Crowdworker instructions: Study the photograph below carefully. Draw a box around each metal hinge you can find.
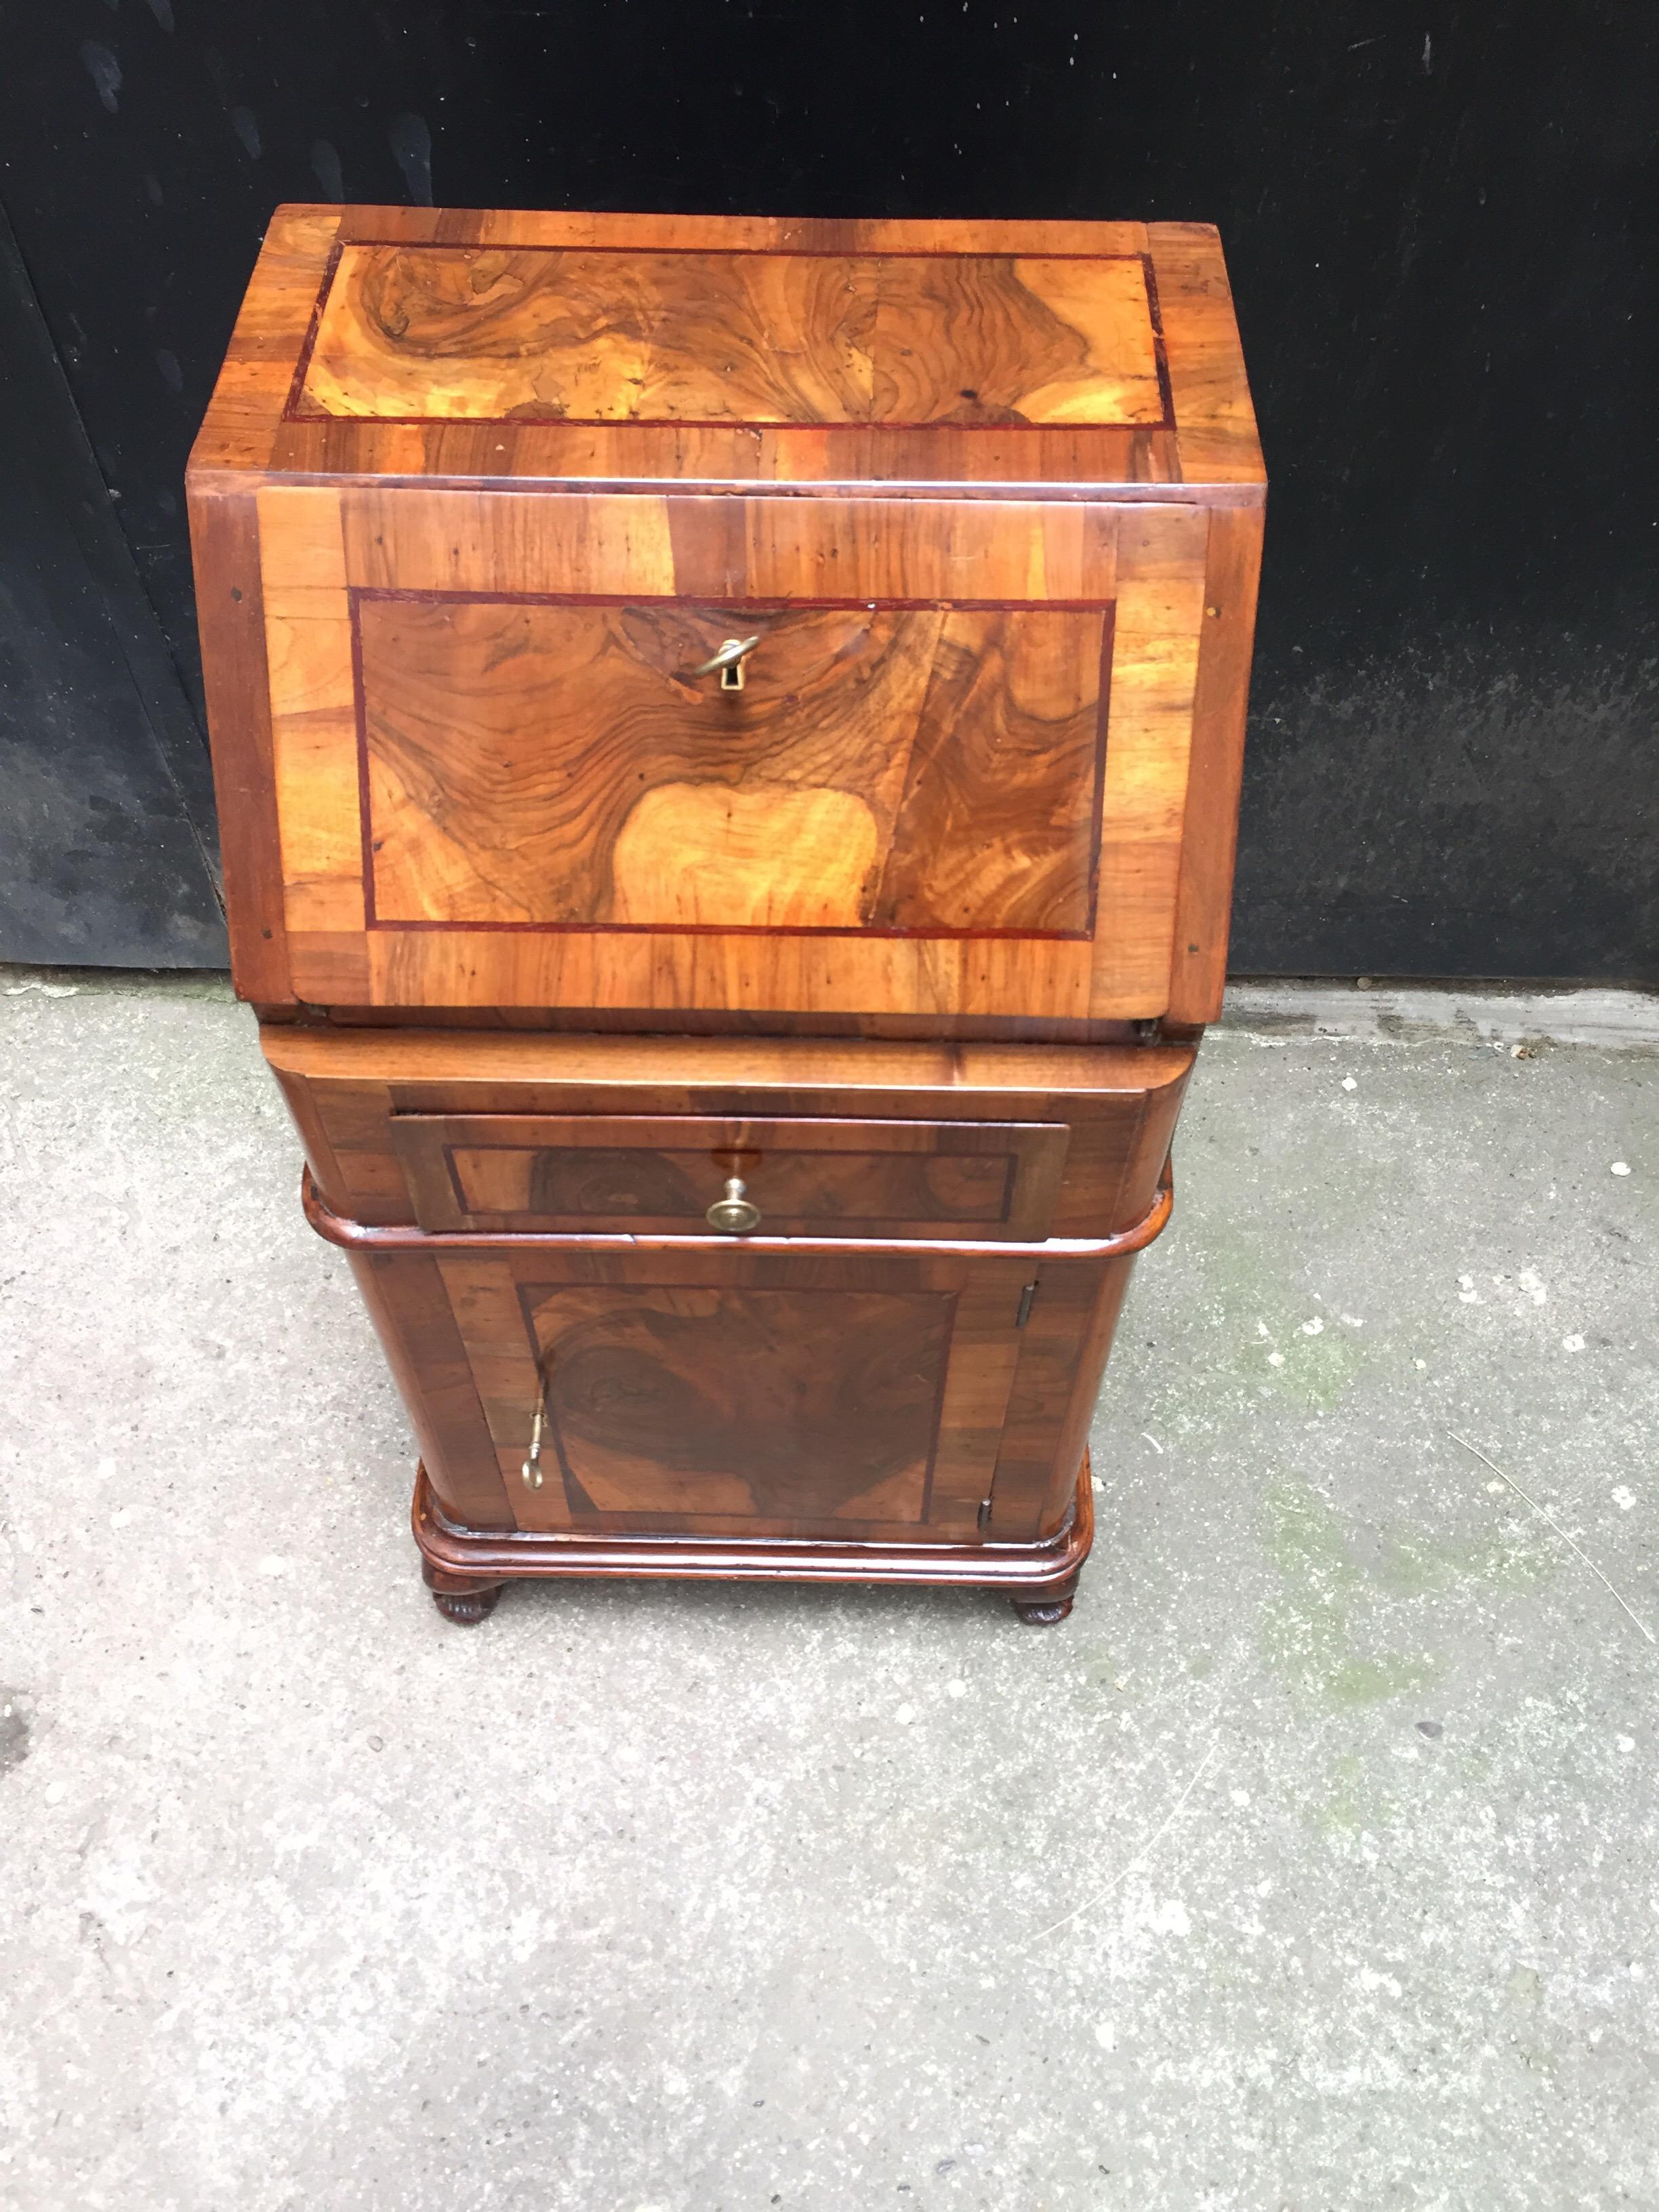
[1015,1281,1039,1328]
[977,1496,993,1532]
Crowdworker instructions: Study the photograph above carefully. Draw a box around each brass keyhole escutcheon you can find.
[705,1174,761,1235]
[691,634,760,692]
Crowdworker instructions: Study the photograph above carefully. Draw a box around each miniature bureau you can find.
[188,206,1263,1625]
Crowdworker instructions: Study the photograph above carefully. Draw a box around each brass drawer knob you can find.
[705,1175,761,1234]
[691,634,760,691]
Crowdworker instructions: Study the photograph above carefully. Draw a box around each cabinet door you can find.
[432,1245,1046,1544]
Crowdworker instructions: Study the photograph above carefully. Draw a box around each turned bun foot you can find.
[1010,1574,1078,1626]
[423,1555,506,1624]
[431,1582,501,1625]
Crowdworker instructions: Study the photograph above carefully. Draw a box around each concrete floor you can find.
[1,975,1655,2211]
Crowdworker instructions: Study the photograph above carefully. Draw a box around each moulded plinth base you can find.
[413,1456,1093,1628]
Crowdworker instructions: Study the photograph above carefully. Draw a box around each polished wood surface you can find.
[348,1246,512,1527]
[285,1008,1153,1041]
[389,1111,1069,1240]
[304,1153,1172,1261]
[186,493,290,1002]
[190,206,1252,1618]
[189,207,1262,1025]
[359,595,1105,934]
[521,1279,954,1525]
[423,1241,1037,1542]
[1168,504,1265,1023]
[191,207,1263,493]
[234,483,1215,1020]
[300,244,1166,428]
[411,1454,1093,1618]
[986,1256,1135,1537]
[306,1166,1166,1550]
[337,1212,1134,1549]
[265,1027,1191,1237]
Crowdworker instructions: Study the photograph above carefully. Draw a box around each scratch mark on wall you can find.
[390,112,434,205]
[80,41,122,114]
[310,139,345,201]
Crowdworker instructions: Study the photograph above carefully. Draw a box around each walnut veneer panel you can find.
[190,207,1262,493]
[244,484,1219,1019]
[389,1111,1068,1240]
[300,245,1165,428]
[434,1242,1040,1542]
[357,595,1106,935]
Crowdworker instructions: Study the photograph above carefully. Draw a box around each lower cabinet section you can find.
[287,1030,1179,1622]
[345,1233,1142,1551]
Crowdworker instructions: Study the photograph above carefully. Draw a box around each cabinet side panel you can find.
[986,1253,1135,1540]
[1118,1061,1188,1225]
[1042,1256,1136,1532]
[1089,506,1207,1018]
[268,1061,350,1202]
[1147,224,1265,487]
[1168,505,1264,1023]
[186,489,292,1000]
[346,1250,516,1528]
[287,1071,411,1221]
[1047,1059,1188,1235]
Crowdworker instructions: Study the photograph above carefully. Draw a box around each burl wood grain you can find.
[513,1145,1003,1223]
[432,1244,1040,1541]
[359,595,1104,933]
[298,246,1164,428]
[192,211,1261,1021]
[527,1284,951,1523]
[190,209,1263,496]
[251,483,1219,1018]
[387,1111,1068,1239]
[329,1221,1141,1548]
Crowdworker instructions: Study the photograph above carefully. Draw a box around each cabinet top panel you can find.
[189,209,1263,499]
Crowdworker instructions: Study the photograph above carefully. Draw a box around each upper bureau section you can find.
[189,209,1264,1030]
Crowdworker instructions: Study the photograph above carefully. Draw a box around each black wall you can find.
[0,203,223,964]
[1,1,1654,981]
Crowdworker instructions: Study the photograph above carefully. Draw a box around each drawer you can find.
[264,1029,1192,1239]
[388,1113,1068,1240]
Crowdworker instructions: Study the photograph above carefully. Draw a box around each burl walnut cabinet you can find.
[188,207,1263,1626]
